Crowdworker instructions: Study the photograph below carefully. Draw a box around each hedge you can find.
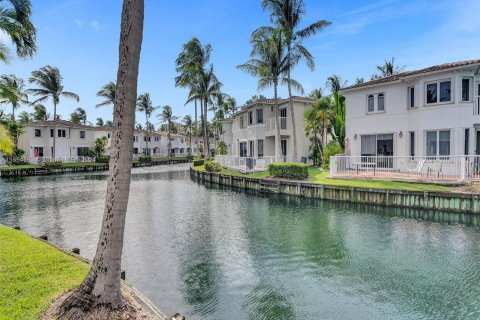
[95,156,110,163]
[193,159,204,167]
[268,162,309,180]
[204,161,222,172]
[139,155,152,163]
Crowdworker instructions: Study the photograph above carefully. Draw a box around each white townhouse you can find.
[219,96,314,168]
[18,120,96,161]
[342,59,480,160]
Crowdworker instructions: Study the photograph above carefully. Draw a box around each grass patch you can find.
[193,165,269,179]
[0,226,89,319]
[0,164,39,171]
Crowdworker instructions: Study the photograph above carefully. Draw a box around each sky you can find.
[1,0,480,126]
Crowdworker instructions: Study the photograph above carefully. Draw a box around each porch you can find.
[215,155,295,173]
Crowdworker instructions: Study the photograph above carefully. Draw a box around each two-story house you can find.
[342,59,480,160]
[220,96,314,165]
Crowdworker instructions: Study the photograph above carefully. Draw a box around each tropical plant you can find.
[0,0,36,63]
[158,105,178,158]
[182,114,193,153]
[95,81,116,108]
[93,136,108,157]
[70,107,87,124]
[238,27,296,159]
[304,96,334,165]
[245,94,267,105]
[326,75,346,94]
[374,57,405,79]
[0,124,14,155]
[17,111,30,124]
[332,92,346,149]
[56,0,144,316]
[309,88,322,100]
[322,141,342,169]
[355,77,365,84]
[260,0,331,160]
[0,118,24,160]
[216,140,227,155]
[105,120,113,126]
[96,117,104,126]
[136,92,157,156]
[32,104,48,120]
[0,75,28,121]
[28,65,80,159]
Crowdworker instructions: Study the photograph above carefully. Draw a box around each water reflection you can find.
[1,165,480,319]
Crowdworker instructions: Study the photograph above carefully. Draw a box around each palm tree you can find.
[17,111,30,124]
[260,0,331,160]
[70,107,87,124]
[238,28,299,159]
[96,81,116,108]
[57,0,144,316]
[0,0,36,62]
[96,117,104,126]
[0,75,28,121]
[304,96,334,164]
[158,105,178,158]
[182,114,193,154]
[175,38,212,156]
[375,57,405,78]
[32,104,48,120]
[27,65,79,159]
[136,92,158,156]
[326,75,346,94]
[0,123,14,155]
[309,88,322,100]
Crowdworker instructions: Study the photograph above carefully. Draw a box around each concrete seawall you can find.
[190,168,480,215]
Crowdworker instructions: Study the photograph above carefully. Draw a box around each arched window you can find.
[378,93,385,111]
[367,95,374,112]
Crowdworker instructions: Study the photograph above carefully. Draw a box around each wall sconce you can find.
[354,134,357,140]
[399,131,403,138]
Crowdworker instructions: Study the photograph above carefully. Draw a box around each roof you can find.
[342,58,480,92]
[231,96,314,118]
[27,120,95,129]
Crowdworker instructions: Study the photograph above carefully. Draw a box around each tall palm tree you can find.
[304,96,334,164]
[70,107,87,124]
[374,57,405,78]
[0,75,28,121]
[136,92,158,156]
[175,38,211,156]
[32,104,48,120]
[27,65,79,159]
[260,0,331,160]
[182,114,193,154]
[57,0,144,316]
[158,105,178,158]
[238,28,300,159]
[0,123,14,155]
[96,117,104,126]
[17,111,30,124]
[0,0,36,62]
[96,81,116,108]
[326,74,346,94]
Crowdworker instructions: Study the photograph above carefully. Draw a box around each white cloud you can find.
[74,19,82,29]
[90,20,99,31]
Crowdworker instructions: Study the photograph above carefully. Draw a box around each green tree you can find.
[326,75,346,94]
[373,57,405,79]
[17,111,30,124]
[182,114,193,154]
[0,118,24,160]
[0,75,28,121]
[136,92,158,156]
[28,65,80,159]
[245,94,267,105]
[95,81,116,108]
[309,88,322,100]
[0,123,14,155]
[93,136,108,157]
[105,120,113,126]
[57,0,144,316]
[304,96,334,165]
[260,0,331,160]
[332,92,346,149]
[32,104,48,120]
[70,107,87,124]
[96,117,104,126]
[158,105,178,158]
[0,0,36,62]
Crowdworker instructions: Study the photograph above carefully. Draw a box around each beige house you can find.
[219,96,314,169]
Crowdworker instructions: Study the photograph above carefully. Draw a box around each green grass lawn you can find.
[193,165,450,192]
[0,226,89,319]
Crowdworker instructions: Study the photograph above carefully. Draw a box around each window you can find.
[426,130,450,158]
[462,78,472,102]
[107,133,111,138]
[133,148,139,154]
[465,128,470,155]
[57,129,66,138]
[240,116,245,129]
[80,131,85,139]
[34,129,41,137]
[256,109,264,124]
[408,86,415,109]
[170,138,174,142]
[239,141,247,157]
[180,148,184,154]
[249,140,254,157]
[33,147,44,157]
[367,95,374,112]
[154,137,160,142]
[280,108,287,118]
[50,129,54,138]
[248,111,253,125]
[361,134,394,156]
[410,132,415,157]
[257,139,264,158]
[377,94,385,111]
[133,135,138,142]
[426,80,451,104]
[77,147,89,156]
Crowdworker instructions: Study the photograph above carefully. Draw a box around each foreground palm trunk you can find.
[203,98,210,159]
[57,0,143,316]
[287,67,297,161]
[274,83,281,160]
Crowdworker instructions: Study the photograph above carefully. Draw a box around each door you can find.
[281,139,287,161]
[280,108,287,129]
[476,82,480,115]
[239,142,247,157]
[249,140,254,157]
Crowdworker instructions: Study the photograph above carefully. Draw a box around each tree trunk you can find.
[53,101,57,160]
[287,64,298,162]
[204,98,210,159]
[167,122,171,158]
[194,99,198,156]
[274,83,281,161]
[57,0,144,316]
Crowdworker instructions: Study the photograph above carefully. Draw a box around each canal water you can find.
[1,164,480,320]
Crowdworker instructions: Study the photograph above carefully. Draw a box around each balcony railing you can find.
[265,117,287,132]
[215,155,295,172]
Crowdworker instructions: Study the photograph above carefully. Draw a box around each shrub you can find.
[139,155,152,163]
[193,159,204,167]
[268,162,309,180]
[41,160,63,168]
[216,141,228,155]
[95,156,110,163]
[322,142,343,170]
[204,161,222,172]
[186,154,194,161]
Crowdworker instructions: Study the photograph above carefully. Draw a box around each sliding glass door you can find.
[361,134,394,168]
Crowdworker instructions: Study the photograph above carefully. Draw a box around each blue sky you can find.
[2,0,480,125]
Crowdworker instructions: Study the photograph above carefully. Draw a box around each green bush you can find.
[139,155,152,163]
[41,160,62,168]
[268,162,309,180]
[216,141,228,155]
[193,159,204,167]
[204,161,222,172]
[186,154,194,161]
[95,156,110,163]
[322,142,343,170]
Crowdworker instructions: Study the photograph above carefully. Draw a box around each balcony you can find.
[265,117,288,136]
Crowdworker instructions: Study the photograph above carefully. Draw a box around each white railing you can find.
[265,117,287,132]
[330,155,480,181]
[215,155,296,172]
[28,156,95,164]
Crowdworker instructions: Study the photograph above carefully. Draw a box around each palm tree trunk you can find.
[145,114,148,156]
[194,99,198,156]
[53,101,56,160]
[167,123,171,158]
[274,82,281,160]
[204,98,210,159]
[58,0,144,315]
[287,65,298,161]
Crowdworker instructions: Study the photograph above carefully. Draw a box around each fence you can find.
[27,156,95,164]
[215,155,296,172]
[330,155,480,181]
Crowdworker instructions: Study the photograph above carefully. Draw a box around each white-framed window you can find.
[57,129,66,138]
[426,130,450,158]
[154,137,160,142]
[80,130,85,139]
[461,77,473,102]
[240,115,245,129]
[34,129,41,137]
[367,95,374,112]
[377,93,385,111]
[248,111,253,125]
[256,109,264,124]
[257,139,264,158]
[133,135,138,142]
[107,133,111,139]
[425,79,452,105]
[408,86,416,109]
[366,93,385,113]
